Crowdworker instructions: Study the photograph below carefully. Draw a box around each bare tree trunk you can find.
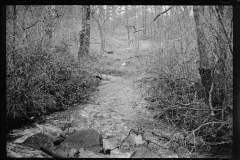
[142,6,145,36]
[125,6,130,45]
[99,6,106,54]
[96,18,105,54]
[134,6,139,49]
[101,6,106,47]
[182,6,190,30]
[45,5,55,52]
[91,7,112,54]
[144,6,147,36]
[211,6,232,118]
[193,6,214,115]
[12,5,17,66]
[193,6,209,68]
[111,5,117,36]
[216,6,228,60]
[134,6,137,29]
[78,5,90,60]
[91,7,104,54]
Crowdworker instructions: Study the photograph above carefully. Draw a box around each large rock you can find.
[55,129,103,157]
[21,133,53,150]
[8,129,104,158]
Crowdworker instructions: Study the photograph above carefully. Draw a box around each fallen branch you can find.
[109,129,133,151]
[152,131,171,141]
[108,122,142,151]
[189,120,230,134]
[77,129,95,150]
[163,104,224,111]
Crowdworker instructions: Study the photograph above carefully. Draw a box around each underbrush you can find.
[6,42,101,131]
[141,74,232,157]
[139,45,232,157]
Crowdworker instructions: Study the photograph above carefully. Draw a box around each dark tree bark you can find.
[193,6,215,115]
[211,6,233,114]
[193,6,209,69]
[78,5,91,60]
[12,5,17,65]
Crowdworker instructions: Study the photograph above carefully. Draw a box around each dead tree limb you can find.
[125,25,137,32]
[208,81,215,116]
[152,6,175,23]
[23,20,39,30]
[134,6,175,33]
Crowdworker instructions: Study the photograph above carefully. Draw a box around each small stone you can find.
[121,62,127,67]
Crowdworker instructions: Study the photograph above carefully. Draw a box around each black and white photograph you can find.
[6,5,233,158]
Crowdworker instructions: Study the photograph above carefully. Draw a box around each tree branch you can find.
[214,6,233,55]
[134,6,175,33]
[152,6,174,23]
[23,20,39,30]
[125,25,136,32]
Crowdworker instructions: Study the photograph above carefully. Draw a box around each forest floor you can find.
[6,37,223,158]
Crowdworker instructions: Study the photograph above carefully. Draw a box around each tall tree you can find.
[91,6,105,54]
[193,6,209,69]
[111,5,117,36]
[215,6,232,60]
[125,6,130,44]
[12,5,17,65]
[193,6,214,115]
[144,6,147,36]
[91,6,112,54]
[142,6,146,35]
[44,5,56,51]
[78,5,90,60]
[212,6,232,112]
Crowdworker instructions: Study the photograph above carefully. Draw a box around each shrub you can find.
[6,40,100,131]
[141,44,232,156]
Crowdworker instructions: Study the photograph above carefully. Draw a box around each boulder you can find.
[21,133,53,150]
[55,129,103,156]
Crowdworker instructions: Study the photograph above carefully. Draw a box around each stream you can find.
[7,73,179,158]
